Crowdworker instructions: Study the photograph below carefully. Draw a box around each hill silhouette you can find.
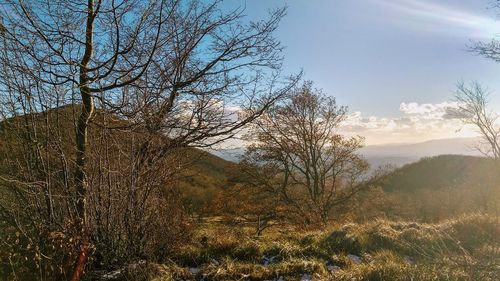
[380,155,497,193]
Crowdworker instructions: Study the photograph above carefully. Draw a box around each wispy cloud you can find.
[372,0,500,38]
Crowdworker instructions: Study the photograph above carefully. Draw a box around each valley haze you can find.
[212,137,482,168]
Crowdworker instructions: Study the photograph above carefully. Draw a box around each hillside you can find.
[2,109,499,281]
[0,106,235,209]
[178,149,236,214]
[380,155,497,192]
[181,149,235,188]
[3,108,492,214]
[1,107,496,213]
[149,151,499,215]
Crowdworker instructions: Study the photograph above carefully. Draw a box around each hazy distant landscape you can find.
[0,1,499,281]
[213,137,482,168]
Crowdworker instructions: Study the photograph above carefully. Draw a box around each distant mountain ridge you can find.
[360,137,481,168]
[211,137,483,168]
[360,137,481,158]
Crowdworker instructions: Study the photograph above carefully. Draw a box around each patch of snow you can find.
[404,255,415,264]
[189,267,200,275]
[262,255,278,266]
[102,269,122,280]
[101,260,147,280]
[327,265,341,272]
[301,273,312,281]
[347,254,362,264]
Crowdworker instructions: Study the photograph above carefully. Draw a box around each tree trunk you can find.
[71,1,94,280]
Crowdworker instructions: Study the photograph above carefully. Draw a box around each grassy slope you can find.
[178,149,236,213]
[180,149,235,189]
[182,154,498,209]
[380,155,496,192]
[117,214,499,281]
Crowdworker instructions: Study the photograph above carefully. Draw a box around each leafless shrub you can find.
[0,0,297,279]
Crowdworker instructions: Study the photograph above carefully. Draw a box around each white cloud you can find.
[215,100,481,148]
[341,101,478,145]
[399,101,458,118]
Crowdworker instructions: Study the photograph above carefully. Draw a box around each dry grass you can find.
[107,213,497,281]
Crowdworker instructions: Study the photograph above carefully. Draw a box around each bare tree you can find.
[451,81,500,159]
[466,1,500,158]
[241,81,369,224]
[0,0,297,279]
[469,1,500,62]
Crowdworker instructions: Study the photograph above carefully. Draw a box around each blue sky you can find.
[222,0,500,144]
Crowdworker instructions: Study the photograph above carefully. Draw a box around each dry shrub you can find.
[0,109,194,279]
[0,223,83,280]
